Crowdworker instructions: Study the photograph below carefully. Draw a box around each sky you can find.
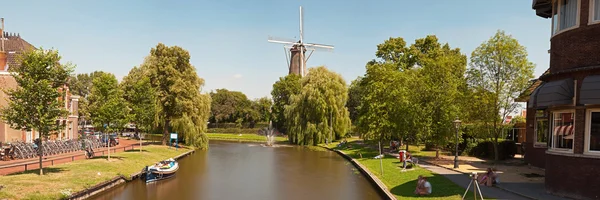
[3,0,551,100]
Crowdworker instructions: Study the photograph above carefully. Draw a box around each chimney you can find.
[0,18,6,71]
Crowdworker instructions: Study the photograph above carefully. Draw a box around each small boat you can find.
[142,158,179,183]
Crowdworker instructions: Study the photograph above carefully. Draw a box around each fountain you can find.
[259,120,277,147]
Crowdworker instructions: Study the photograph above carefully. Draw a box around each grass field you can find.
[0,145,190,200]
[206,133,287,143]
[324,139,477,200]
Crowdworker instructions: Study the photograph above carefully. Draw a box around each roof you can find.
[516,68,550,102]
[532,0,552,18]
[1,32,36,69]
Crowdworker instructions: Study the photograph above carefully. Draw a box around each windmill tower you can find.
[268,6,334,77]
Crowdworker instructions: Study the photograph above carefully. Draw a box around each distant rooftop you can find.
[1,32,36,70]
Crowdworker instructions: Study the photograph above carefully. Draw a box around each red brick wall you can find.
[525,107,547,168]
[550,1,600,72]
[574,108,585,154]
[546,153,600,200]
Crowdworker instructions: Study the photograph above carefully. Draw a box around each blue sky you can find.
[3,0,550,99]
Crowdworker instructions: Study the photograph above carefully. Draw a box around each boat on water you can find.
[142,158,179,183]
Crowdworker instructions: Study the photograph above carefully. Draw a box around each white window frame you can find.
[590,0,600,25]
[584,109,600,155]
[534,117,550,147]
[549,109,575,152]
[551,0,581,37]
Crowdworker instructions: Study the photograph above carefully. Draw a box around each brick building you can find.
[0,31,79,143]
[519,0,600,199]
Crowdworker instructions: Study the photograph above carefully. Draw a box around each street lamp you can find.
[453,117,462,169]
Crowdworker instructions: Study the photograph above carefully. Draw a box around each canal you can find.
[90,141,382,200]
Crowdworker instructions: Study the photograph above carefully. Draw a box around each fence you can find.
[0,144,138,175]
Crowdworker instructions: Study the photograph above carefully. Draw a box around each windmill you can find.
[268,6,334,77]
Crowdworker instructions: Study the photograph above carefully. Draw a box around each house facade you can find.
[0,31,79,143]
[524,0,600,199]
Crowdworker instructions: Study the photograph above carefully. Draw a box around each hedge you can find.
[206,128,261,134]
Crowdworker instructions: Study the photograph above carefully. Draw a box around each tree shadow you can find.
[125,149,149,153]
[390,173,476,199]
[7,167,66,176]
[90,156,125,160]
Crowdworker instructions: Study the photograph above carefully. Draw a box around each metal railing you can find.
[0,144,139,174]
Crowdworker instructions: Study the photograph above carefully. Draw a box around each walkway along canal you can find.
[89,141,382,200]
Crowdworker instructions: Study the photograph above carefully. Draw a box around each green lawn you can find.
[206,133,287,143]
[326,139,477,200]
[0,145,190,200]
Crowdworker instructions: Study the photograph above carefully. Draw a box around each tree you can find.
[410,36,467,156]
[285,66,351,145]
[356,35,466,155]
[466,30,535,161]
[145,43,211,148]
[255,97,273,123]
[209,89,253,125]
[0,48,72,175]
[347,76,364,124]
[121,66,157,150]
[69,71,110,127]
[271,74,301,133]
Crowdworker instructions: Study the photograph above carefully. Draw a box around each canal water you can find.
[90,141,382,200]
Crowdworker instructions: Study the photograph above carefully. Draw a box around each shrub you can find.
[468,140,517,160]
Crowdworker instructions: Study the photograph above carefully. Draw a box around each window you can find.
[586,110,600,153]
[551,111,574,150]
[535,110,549,146]
[552,0,580,35]
[592,0,600,23]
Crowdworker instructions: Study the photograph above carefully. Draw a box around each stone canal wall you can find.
[67,149,196,200]
[325,147,397,200]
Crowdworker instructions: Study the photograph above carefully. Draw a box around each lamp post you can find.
[453,117,462,169]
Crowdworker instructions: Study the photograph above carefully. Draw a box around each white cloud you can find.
[233,74,242,79]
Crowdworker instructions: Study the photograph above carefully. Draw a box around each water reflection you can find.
[90,141,381,200]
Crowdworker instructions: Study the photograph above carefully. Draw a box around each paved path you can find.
[419,162,529,200]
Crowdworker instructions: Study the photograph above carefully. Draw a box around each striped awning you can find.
[554,125,574,139]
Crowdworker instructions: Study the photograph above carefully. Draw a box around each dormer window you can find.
[591,0,600,24]
[552,0,580,35]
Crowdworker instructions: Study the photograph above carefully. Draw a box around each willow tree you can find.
[467,30,534,161]
[144,43,211,149]
[285,66,351,145]
[1,48,72,175]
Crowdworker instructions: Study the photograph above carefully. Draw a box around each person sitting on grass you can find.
[414,175,432,195]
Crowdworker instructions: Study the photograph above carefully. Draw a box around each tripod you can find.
[462,172,484,200]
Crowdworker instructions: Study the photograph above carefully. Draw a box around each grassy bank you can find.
[206,133,287,143]
[323,139,475,200]
[0,145,189,200]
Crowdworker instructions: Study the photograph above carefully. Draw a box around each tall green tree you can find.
[121,66,157,136]
[285,66,351,145]
[88,73,128,134]
[356,35,466,155]
[347,76,364,124]
[1,48,73,175]
[466,30,534,161]
[411,36,467,155]
[69,71,110,127]
[255,97,273,123]
[145,43,211,148]
[271,74,301,133]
